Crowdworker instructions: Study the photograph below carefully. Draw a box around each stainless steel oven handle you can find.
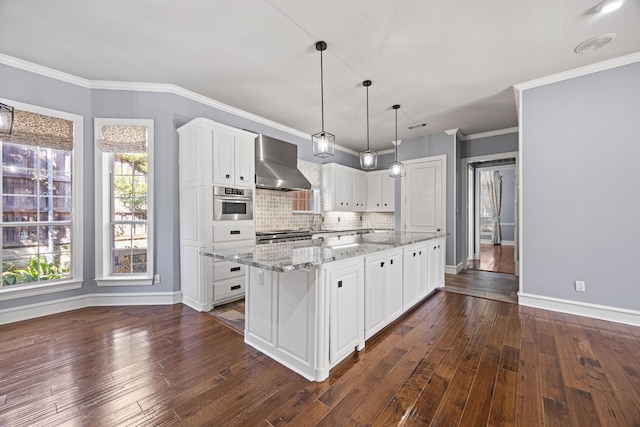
[215,197,253,201]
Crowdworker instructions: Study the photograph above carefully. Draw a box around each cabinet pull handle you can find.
[240,176,244,180]
[338,280,343,288]
[380,261,385,267]
[231,285,241,291]
[436,228,441,232]
[419,251,422,255]
[390,259,393,264]
[231,266,241,272]
[413,252,416,257]
[230,230,240,235]
[225,174,230,178]
[377,203,380,206]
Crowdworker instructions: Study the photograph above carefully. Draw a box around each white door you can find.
[402,156,445,233]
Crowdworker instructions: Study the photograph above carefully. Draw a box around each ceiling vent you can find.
[575,34,617,54]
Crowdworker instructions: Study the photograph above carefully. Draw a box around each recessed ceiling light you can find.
[575,33,617,54]
[597,0,625,14]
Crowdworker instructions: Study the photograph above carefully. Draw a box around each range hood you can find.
[255,134,311,191]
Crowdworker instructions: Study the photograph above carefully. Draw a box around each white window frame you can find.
[94,118,154,286]
[0,99,84,301]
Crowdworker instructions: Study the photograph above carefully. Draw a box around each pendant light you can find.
[389,104,404,178]
[359,80,377,170]
[0,103,15,136]
[312,41,335,158]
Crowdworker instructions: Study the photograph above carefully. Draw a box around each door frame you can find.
[400,154,447,233]
[461,151,518,273]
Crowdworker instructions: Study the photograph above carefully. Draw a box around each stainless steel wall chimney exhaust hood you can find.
[255,134,312,191]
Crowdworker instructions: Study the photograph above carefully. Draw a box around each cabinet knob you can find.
[413,252,416,257]
[390,259,393,265]
[436,228,441,232]
[338,280,343,288]
[225,174,230,178]
[240,176,244,180]
[377,203,380,206]
[380,261,385,267]
[419,251,422,255]
[384,203,387,206]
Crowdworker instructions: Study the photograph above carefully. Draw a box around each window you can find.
[1,101,83,299]
[292,189,320,213]
[94,119,154,286]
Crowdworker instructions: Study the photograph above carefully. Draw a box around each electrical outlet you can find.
[154,274,161,284]
[575,280,585,292]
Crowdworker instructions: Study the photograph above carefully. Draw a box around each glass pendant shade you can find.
[360,149,377,169]
[312,41,335,158]
[0,103,15,136]
[389,160,404,178]
[359,80,377,170]
[389,104,404,178]
[312,131,335,157]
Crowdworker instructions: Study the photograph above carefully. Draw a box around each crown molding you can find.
[444,128,466,141]
[466,126,519,141]
[513,51,640,92]
[0,53,370,155]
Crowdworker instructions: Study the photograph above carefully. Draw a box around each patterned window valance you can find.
[97,125,147,153]
[1,109,74,151]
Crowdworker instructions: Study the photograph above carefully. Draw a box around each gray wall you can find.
[462,132,518,158]
[521,60,640,310]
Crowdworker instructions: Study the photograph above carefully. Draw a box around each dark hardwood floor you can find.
[1,292,640,426]
[468,243,516,275]
[444,269,519,304]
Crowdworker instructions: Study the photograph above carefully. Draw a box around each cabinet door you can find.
[353,172,367,210]
[336,166,353,210]
[234,136,254,187]
[367,174,382,210]
[328,259,364,365]
[434,239,445,288]
[385,250,403,322]
[365,255,386,339]
[403,246,420,309]
[381,174,395,211]
[417,244,428,298]
[212,130,235,186]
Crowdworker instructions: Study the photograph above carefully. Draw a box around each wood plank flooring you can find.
[1,292,639,426]
[444,269,519,304]
[468,243,516,275]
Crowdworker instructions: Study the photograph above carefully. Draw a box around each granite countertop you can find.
[200,231,446,272]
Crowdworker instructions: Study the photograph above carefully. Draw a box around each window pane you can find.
[2,140,74,287]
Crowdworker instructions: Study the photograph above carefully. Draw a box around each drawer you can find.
[214,261,246,281]
[213,276,245,303]
[213,221,255,243]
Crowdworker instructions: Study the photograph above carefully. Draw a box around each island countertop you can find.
[200,231,446,272]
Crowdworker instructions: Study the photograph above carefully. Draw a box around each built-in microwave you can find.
[213,186,253,221]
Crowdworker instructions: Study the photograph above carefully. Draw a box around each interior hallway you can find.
[468,243,516,275]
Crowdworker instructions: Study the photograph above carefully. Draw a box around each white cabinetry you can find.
[427,237,445,292]
[212,127,254,187]
[326,257,365,366]
[364,248,403,339]
[352,170,367,210]
[402,242,428,310]
[178,118,256,311]
[322,163,355,211]
[367,170,395,212]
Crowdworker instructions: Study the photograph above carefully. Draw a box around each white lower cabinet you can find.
[365,249,403,339]
[326,257,365,366]
[427,237,445,291]
[403,242,428,310]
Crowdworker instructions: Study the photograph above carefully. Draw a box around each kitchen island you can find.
[200,231,446,381]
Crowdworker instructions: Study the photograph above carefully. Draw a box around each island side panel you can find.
[245,266,327,382]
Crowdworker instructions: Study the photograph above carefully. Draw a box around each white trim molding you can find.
[445,263,464,275]
[0,291,183,325]
[518,292,640,327]
[466,127,519,141]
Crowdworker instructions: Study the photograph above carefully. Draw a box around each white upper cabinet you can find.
[213,127,255,187]
[352,171,367,210]
[322,163,356,211]
[367,170,395,212]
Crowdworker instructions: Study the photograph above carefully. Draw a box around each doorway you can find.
[461,152,518,276]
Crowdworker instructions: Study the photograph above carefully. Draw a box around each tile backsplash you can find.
[255,159,395,232]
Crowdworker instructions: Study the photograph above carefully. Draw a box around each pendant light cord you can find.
[395,106,398,161]
[366,84,370,151]
[320,48,325,132]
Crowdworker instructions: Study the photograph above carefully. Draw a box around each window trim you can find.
[94,118,154,286]
[0,98,84,300]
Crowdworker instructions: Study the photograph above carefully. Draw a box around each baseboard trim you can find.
[518,292,640,327]
[0,291,183,325]
[445,263,463,275]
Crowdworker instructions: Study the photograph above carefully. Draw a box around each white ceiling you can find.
[1,0,639,152]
